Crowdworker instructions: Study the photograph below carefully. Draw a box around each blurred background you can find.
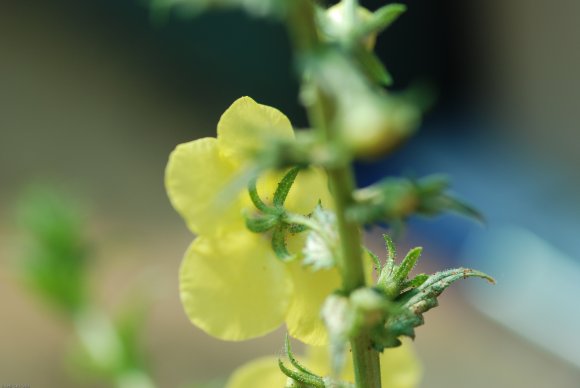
[1,0,579,387]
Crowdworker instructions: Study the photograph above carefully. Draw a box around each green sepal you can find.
[285,334,318,378]
[375,268,495,349]
[288,223,309,234]
[279,339,325,388]
[366,248,381,273]
[357,3,407,38]
[356,48,393,86]
[392,247,422,288]
[248,176,271,213]
[402,273,429,289]
[350,175,483,225]
[272,225,294,261]
[383,234,396,276]
[278,359,325,388]
[440,195,484,223]
[414,175,484,222]
[244,213,279,233]
[274,167,301,208]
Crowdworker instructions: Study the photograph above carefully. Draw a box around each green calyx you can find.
[325,236,495,354]
[349,174,484,227]
[279,335,325,388]
[246,166,331,262]
[366,235,495,351]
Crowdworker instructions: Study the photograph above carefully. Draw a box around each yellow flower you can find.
[165,97,338,344]
[226,339,422,388]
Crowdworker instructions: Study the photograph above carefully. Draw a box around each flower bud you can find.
[339,96,420,158]
[323,2,377,50]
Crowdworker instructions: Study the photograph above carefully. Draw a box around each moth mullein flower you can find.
[165,97,338,344]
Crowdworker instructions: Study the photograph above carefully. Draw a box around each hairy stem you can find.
[286,1,382,387]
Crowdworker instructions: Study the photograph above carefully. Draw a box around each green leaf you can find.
[16,188,89,314]
[272,225,293,261]
[273,167,301,207]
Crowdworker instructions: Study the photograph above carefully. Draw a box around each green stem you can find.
[327,166,382,388]
[286,1,382,387]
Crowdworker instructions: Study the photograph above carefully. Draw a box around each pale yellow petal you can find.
[217,96,294,164]
[305,339,422,387]
[165,138,244,234]
[179,231,293,341]
[226,357,286,388]
[378,339,422,388]
[285,262,342,346]
[285,167,333,214]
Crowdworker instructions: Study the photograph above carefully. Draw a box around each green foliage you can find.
[17,188,89,314]
[16,188,155,387]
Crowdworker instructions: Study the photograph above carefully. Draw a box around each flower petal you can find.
[305,339,422,387]
[285,167,333,214]
[285,262,342,346]
[226,357,286,388]
[378,339,422,388]
[217,97,294,164]
[180,231,293,341]
[165,137,244,234]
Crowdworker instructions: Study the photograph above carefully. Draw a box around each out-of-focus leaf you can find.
[17,188,89,314]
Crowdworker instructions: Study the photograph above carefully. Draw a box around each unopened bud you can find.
[323,3,377,50]
[339,97,420,158]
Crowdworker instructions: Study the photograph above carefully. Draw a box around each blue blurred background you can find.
[1,1,579,387]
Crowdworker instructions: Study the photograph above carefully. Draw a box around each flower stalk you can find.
[286,1,383,386]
